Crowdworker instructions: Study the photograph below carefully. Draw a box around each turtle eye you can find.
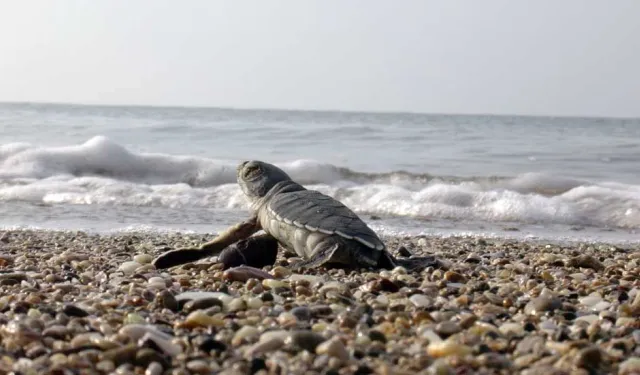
[243,164,262,178]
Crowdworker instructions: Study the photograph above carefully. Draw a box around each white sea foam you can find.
[1,136,639,230]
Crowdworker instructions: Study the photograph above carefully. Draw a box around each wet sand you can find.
[0,229,638,374]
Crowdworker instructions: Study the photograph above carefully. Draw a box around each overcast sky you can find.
[1,0,639,117]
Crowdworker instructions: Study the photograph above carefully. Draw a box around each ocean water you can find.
[1,102,639,244]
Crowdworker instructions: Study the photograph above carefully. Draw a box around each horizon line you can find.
[1,99,638,121]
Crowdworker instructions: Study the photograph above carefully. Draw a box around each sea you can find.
[1,102,639,245]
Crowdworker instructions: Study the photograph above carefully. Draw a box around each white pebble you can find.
[316,337,349,362]
[118,261,142,275]
[575,314,599,324]
[499,323,524,336]
[409,294,431,308]
[232,326,259,345]
[139,331,182,356]
[134,254,154,264]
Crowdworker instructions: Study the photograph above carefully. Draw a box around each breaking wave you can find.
[1,136,639,229]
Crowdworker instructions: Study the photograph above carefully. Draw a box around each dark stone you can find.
[368,330,387,343]
[354,365,373,375]
[62,304,89,317]
[183,298,223,312]
[135,348,170,368]
[290,306,311,321]
[194,336,227,353]
[250,358,267,374]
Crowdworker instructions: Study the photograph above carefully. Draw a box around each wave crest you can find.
[1,136,639,229]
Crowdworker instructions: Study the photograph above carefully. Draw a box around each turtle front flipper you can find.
[152,216,262,269]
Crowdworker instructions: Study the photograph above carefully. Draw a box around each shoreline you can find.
[0,229,638,374]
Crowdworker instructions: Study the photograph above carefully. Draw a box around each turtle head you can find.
[237,160,293,201]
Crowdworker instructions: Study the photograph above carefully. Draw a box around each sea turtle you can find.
[152,160,440,271]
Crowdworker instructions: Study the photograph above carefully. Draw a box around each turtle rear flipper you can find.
[152,216,262,269]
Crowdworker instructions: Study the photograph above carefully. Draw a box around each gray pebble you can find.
[286,331,326,352]
[524,296,562,316]
[290,306,311,321]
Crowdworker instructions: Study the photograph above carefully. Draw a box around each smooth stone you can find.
[290,306,311,321]
[247,337,285,356]
[155,290,179,312]
[434,321,461,337]
[232,326,260,345]
[139,331,182,357]
[175,291,233,308]
[524,296,562,316]
[288,274,325,284]
[135,348,170,368]
[409,294,431,308]
[579,295,603,307]
[567,255,604,270]
[316,337,349,362]
[180,311,224,328]
[119,324,173,341]
[134,254,154,264]
[182,298,223,312]
[224,266,273,282]
[62,304,89,317]
[575,314,599,324]
[618,357,640,375]
[118,261,143,275]
[192,335,227,353]
[499,323,525,336]
[286,331,326,352]
[145,362,164,375]
[427,340,472,358]
[573,345,605,370]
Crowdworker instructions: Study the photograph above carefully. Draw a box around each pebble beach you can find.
[0,229,638,375]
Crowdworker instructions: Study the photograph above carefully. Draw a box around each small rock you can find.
[316,337,349,362]
[443,271,466,283]
[567,254,604,271]
[134,254,154,264]
[286,331,326,352]
[574,345,607,371]
[145,362,164,375]
[118,261,143,275]
[223,265,274,282]
[524,296,562,316]
[135,348,169,368]
[182,298,223,312]
[434,321,461,338]
[62,304,89,318]
[155,290,179,312]
[619,357,640,375]
[427,340,472,358]
[409,294,432,308]
[290,306,311,321]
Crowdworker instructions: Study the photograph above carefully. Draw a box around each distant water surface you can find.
[1,102,639,244]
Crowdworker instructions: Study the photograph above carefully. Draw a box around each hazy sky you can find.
[1,1,639,117]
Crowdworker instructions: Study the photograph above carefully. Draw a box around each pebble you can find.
[524,295,562,316]
[118,261,143,275]
[290,306,311,321]
[145,362,164,375]
[316,337,350,362]
[134,254,154,264]
[409,294,432,308]
[0,229,636,375]
[427,340,472,358]
[286,331,326,352]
